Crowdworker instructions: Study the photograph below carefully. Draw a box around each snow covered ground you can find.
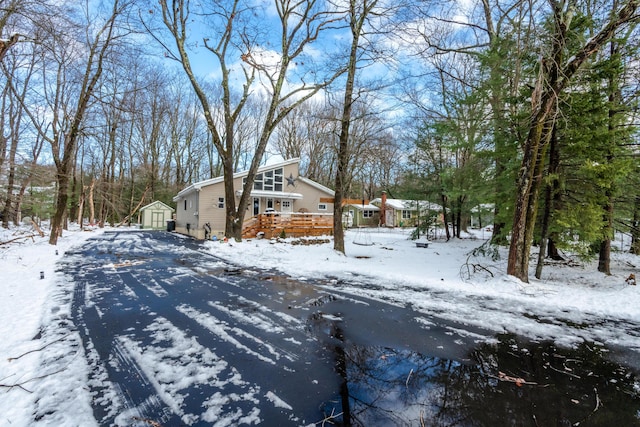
[1,224,639,426]
[207,228,640,351]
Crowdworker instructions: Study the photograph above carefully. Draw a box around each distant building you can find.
[371,193,441,227]
[139,201,175,230]
[344,203,380,228]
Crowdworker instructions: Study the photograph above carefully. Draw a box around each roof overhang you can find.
[236,190,304,200]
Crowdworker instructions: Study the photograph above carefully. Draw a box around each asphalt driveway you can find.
[58,231,640,427]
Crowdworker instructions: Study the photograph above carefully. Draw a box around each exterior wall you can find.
[345,206,379,227]
[196,185,228,239]
[175,191,201,237]
[292,180,333,214]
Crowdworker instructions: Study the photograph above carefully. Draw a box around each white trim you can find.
[236,190,303,199]
[140,200,175,212]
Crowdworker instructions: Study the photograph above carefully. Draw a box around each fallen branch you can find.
[8,334,71,362]
[117,186,150,227]
[0,367,67,393]
[317,407,343,426]
[132,417,163,427]
[547,363,581,379]
[31,219,44,237]
[406,368,414,388]
[0,234,37,246]
[492,371,538,387]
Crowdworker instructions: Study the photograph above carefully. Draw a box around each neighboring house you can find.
[344,203,380,228]
[172,158,335,239]
[139,201,175,230]
[371,193,441,227]
[470,203,494,229]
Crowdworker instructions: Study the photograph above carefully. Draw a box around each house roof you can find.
[140,200,175,212]
[371,198,441,211]
[236,190,304,200]
[346,203,379,211]
[173,158,302,201]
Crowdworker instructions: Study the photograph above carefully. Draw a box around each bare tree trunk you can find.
[441,194,451,241]
[333,9,360,253]
[631,195,640,255]
[598,38,625,275]
[598,192,614,275]
[88,178,95,225]
[536,125,559,279]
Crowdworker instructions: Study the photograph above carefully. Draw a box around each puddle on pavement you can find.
[315,333,640,426]
[210,265,640,425]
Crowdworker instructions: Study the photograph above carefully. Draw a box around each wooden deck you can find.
[242,213,333,239]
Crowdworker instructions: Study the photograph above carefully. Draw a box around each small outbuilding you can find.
[139,201,175,230]
[344,203,380,228]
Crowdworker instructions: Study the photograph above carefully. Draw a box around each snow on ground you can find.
[207,228,640,351]
[1,224,639,426]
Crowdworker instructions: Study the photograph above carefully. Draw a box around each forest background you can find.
[1,0,639,283]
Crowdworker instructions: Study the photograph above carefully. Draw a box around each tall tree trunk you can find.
[598,38,625,275]
[631,195,640,255]
[597,198,613,275]
[441,194,451,241]
[333,0,372,254]
[88,178,95,225]
[535,125,559,279]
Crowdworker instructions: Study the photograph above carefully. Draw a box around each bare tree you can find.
[13,1,132,243]
[148,0,345,239]
[331,0,393,254]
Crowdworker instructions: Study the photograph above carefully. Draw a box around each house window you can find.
[244,167,284,192]
[402,210,412,219]
[253,173,263,190]
[184,200,187,210]
[218,197,225,208]
[318,203,327,211]
[282,200,291,209]
[274,168,283,191]
[363,210,374,218]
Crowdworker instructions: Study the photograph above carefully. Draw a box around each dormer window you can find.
[244,168,284,191]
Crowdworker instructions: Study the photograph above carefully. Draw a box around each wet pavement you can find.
[58,231,640,426]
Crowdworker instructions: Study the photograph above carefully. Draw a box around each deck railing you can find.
[242,212,333,238]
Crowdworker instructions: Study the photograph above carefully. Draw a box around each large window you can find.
[402,210,412,219]
[245,168,284,191]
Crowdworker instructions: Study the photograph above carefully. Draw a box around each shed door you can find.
[152,211,164,229]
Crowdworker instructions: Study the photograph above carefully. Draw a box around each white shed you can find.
[139,201,175,230]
